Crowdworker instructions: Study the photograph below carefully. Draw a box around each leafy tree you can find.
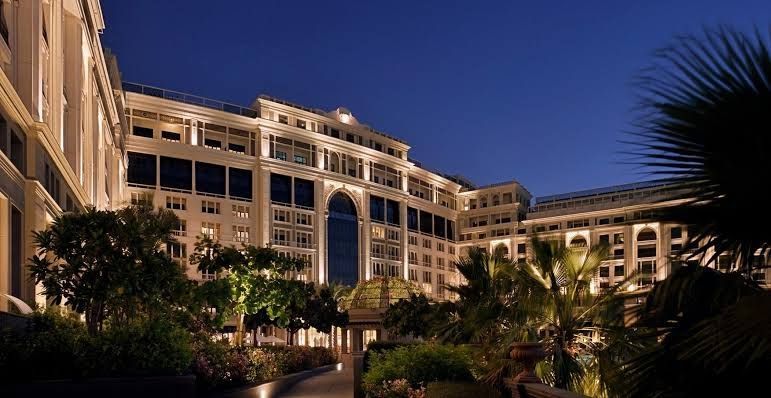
[383,293,436,339]
[189,238,307,344]
[283,283,349,345]
[28,206,188,334]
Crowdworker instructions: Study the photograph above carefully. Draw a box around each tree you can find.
[383,293,436,339]
[283,283,349,345]
[28,206,188,334]
[189,238,307,345]
[508,238,630,395]
[438,247,516,345]
[618,26,771,397]
[631,27,771,273]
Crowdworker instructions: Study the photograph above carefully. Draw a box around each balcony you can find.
[371,252,401,261]
[123,82,259,118]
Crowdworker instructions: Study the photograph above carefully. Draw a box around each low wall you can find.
[511,383,584,398]
[219,363,343,398]
[1,375,197,398]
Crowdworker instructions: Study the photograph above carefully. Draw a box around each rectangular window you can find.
[387,229,399,241]
[296,213,313,226]
[437,257,445,269]
[423,254,432,267]
[296,231,312,248]
[409,251,418,265]
[296,119,306,129]
[419,210,433,235]
[598,218,610,225]
[172,220,187,236]
[671,227,682,239]
[407,207,418,231]
[275,150,287,161]
[423,239,432,249]
[294,154,307,165]
[160,156,192,191]
[372,225,385,240]
[517,243,526,253]
[130,192,152,206]
[434,215,446,239]
[294,178,314,208]
[132,125,153,138]
[614,265,625,276]
[599,234,610,244]
[270,173,292,204]
[408,235,418,246]
[161,130,180,142]
[437,243,444,252]
[166,196,187,210]
[273,228,290,244]
[599,266,610,278]
[204,138,222,150]
[278,114,288,124]
[233,225,250,243]
[386,199,400,225]
[229,167,253,200]
[167,242,186,259]
[613,233,624,245]
[201,200,220,214]
[228,142,246,154]
[201,222,221,240]
[370,195,385,223]
[638,245,657,258]
[127,152,156,186]
[548,224,560,231]
[232,205,250,218]
[448,246,456,255]
[613,216,625,224]
[409,269,418,281]
[423,271,432,283]
[273,209,289,223]
[195,162,226,196]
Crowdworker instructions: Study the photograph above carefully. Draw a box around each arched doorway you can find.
[327,192,359,286]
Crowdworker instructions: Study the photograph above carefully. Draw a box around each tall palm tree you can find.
[616,26,771,397]
[631,26,771,272]
[438,246,516,345]
[507,238,631,395]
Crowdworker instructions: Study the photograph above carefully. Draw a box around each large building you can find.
[0,0,127,311]
[1,1,767,316]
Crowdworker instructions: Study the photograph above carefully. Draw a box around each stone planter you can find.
[509,342,546,384]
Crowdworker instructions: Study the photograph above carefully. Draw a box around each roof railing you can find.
[123,82,259,118]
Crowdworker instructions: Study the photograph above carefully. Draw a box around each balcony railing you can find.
[123,82,259,118]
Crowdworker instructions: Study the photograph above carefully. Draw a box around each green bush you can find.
[364,340,415,372]
[92,316,193,377]
[426,381,502,398]
[363,343,475,397]
[192,342,338,390]
[0,310,192,381]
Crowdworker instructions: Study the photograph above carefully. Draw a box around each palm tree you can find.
[438,246,516,345]
[616,26,771,397]
[631,26,771,272]
[507,238,632,395]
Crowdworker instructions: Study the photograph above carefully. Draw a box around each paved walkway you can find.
[278,367,353,398]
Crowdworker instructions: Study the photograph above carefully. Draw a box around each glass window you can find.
[132,125,153,138]
[407,207,418,231]
[419,210,433,235]
[433,216,446,238]
[386,199,400,225]
[127,152,156,186]
[195,162,226,195]
[447,221,455,240]
[370,195,385,222]
[161,130,180,142]
[671,227,682,239]
[294,178,314,208]
[160,156,192,191]
[229,167,253,199]
[270,173,292,204]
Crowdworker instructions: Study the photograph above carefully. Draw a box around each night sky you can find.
[101,1,770,197]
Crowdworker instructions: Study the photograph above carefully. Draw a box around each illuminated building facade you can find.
[2,1,767,321]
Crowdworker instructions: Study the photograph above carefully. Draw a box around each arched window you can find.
[329,152,340,173]
[494,243,509,258]
[328,192,359,286]
[570,236,588,248]
[637,229,657,242]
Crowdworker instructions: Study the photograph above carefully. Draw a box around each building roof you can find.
[341,277,423,310]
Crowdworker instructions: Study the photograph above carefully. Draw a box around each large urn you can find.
[509,342,546,384]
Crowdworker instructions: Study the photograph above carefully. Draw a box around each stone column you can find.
[341,327,349,354]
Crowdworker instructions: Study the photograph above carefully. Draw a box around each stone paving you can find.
[278,367,353,398]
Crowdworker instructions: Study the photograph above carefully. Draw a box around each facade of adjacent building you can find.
[1,1,767,316]
[0,0,127,312]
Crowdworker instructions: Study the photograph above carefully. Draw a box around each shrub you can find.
[363,344,474,397]
[0,310,192,381]
[0,309,91,380]
[92,316,193,377]
[192,343,338,390]
[364,340,415,372]
[425,381,502,398]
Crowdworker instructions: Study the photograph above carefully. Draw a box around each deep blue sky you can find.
[102,1,769,197]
